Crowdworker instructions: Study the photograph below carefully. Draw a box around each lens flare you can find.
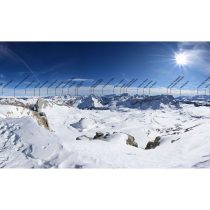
[174,52,189,66]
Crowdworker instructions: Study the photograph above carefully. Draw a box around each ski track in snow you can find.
[0,94,210,168]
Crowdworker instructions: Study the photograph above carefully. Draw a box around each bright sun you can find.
[174,52,189,66]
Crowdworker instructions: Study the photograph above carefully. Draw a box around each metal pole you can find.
[120,83,126,94]
[113,79,124,95]
[34,82,40,97]
[14,75,30,97]
[90,79,101,95]
[2,80,13,96]
[143,80,153,95]
[68,82,76,96]
[169,76,184,95]
[39,81,48,97]
[75,81,84,96]
[204,83,210,95]
[179,81,189,97]
[55,81,64,96]
[25,80,35,95]
[121,79,133,94]
[126,78,138,94]
[101,78,114,95]
[47,80,57,96]
[61,80,72,96]
[197,76,210,96]
[149,82,157,96]
[167,76,181,95]
[92,79,103,96]
[137,79,148,95]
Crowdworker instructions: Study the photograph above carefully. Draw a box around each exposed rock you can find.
[34,98,52,112]
[104,132,111,139]
[145,136,161,150]
[126,134,138,147]
[93,132,104,139]
[76,131,138,148]
[78,95,103,109]
[171,138,180,143]
[32,111,50,130]
[76,135,92,140]
[115,95,180,110]
[154,136,161,144]
[74,164,83,169]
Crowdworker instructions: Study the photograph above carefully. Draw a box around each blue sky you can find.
[0,42,210,90]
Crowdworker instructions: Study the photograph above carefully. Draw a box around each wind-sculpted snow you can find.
[0,119,63,168]
[0,95,210,168]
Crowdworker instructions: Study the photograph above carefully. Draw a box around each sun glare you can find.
[174,52,189,66]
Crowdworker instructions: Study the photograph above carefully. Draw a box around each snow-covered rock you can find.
[75,94,180,110]
[34,98,53,112]
[70,117,97,130]
[78,95,104,109]
[116,95,180,109]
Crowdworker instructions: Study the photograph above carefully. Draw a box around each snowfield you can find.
[0,94,210,168]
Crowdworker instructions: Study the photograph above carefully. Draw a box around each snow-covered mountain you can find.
[0,94,210,168]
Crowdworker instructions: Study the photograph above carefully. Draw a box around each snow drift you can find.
[0,94,210,168]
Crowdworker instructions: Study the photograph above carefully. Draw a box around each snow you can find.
[78,95,103,109]
[0,94,210,168]
[70,117,97,130]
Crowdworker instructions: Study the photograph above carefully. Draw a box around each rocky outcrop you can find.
[32,111,50,130]
[34,98,53,112]
[126,134,138,147]
[76,131,138,148]
[93,132,108,139]
[77,95,104,110]
[145,136,161,150]
[31,98,52,130]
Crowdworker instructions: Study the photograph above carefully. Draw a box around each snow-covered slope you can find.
[0,94,210,168]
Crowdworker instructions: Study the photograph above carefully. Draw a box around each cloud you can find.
[72,78,93,82]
